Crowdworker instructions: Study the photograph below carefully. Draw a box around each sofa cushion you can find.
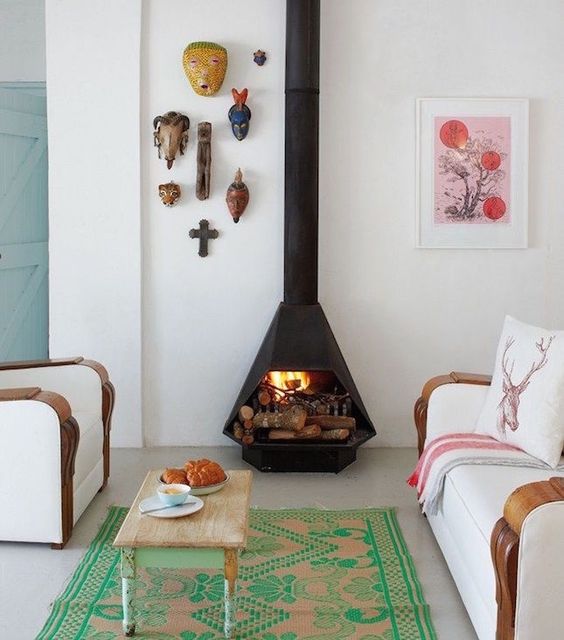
[475,315,564,467]
[447,462,564,544]
[433,461,564,628]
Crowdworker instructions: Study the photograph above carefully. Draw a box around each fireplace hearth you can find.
[223,0,376,472]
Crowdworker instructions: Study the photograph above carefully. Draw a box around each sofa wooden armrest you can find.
[491,478,564,640]
[0,387,79,548]
[414,371,492,455]
[0,357,115,488]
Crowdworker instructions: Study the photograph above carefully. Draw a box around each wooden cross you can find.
[188,219,219,257]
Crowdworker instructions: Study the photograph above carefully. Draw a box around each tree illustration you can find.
[438,131,506,221]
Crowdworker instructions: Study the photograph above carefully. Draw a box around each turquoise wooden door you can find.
[0,87,48,361]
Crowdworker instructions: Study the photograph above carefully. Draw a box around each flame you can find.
[266,370,311,391]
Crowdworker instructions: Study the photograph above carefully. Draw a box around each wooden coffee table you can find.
[113,469,252,638]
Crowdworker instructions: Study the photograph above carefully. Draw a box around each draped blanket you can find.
[407,433,564,515]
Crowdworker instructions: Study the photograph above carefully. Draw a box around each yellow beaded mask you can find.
[182,42,228,96]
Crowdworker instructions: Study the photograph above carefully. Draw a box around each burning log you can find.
[305,415,356,430]
[252,405,307,431]
[238,405,254,422]
[268,424,321,440]
[258,388,271,406]
[318,428,349,441]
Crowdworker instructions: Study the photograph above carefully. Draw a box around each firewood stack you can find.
[231,375,356,444]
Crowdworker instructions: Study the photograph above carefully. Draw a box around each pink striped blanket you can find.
[407,433,564,515]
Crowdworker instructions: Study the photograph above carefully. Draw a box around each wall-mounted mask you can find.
[159,182,181,207]
[228,88,251,141]
[153,111,190,169]
[226,168,249,223]
[253,49,267,66]
[182,42,228,96]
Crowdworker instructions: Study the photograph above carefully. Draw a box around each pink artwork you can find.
[434,116,511,224]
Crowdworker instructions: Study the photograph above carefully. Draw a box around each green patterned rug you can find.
[37,506,435,640]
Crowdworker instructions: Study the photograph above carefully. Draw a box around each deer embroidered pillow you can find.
[475,316,564,467]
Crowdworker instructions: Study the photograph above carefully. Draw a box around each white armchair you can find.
[0,357,114,548]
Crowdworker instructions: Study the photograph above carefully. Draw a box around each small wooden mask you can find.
[253,50,267,66]
[226,168,249,223]
[159,182,181,207]
[228,89,251,141]
[153,112,190,169]
[196,122,212,201]
[182,42,228,96]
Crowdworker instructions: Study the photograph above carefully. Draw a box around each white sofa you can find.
[415,372,564,640]
[0,357,114,548]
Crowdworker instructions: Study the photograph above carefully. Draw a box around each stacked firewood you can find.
[232,380,356,444]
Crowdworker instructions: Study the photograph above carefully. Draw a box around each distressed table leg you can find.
[224,548,239,639]
[120,547,136,636]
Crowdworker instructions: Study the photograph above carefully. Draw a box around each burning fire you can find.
[266,370,311,391]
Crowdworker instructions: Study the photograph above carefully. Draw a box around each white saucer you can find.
[138,495,204,518]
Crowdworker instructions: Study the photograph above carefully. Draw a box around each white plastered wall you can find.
[45,0,564,447]
[319,0,564,445]
[141,0,285,446]
[46,0,143,447]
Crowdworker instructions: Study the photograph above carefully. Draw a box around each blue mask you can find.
[229,88,251,141]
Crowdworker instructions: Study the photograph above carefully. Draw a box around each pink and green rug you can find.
[37,506,435,639]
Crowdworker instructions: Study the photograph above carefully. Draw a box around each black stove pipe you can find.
[284,0,320,305]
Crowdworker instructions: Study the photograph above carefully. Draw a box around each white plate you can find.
[138,495,204,518]
[159,473,230,496]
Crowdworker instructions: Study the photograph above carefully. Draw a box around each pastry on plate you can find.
[184,458,226,487]
[162,467,188,485]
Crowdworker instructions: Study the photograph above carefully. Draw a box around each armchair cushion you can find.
[475,316,564,467]
[73,410,103,487]
[0,364,102,415]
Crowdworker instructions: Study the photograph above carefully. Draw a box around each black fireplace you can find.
[223,0,376,472]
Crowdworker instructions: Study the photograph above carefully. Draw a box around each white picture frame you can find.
[416,98,529,249]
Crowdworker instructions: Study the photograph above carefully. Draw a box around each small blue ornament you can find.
[229,88,252,141]
[253,49,267,66]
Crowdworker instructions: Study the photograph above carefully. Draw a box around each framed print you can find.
[416,98,528,248]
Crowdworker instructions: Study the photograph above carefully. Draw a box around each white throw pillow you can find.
[475,316,564,467]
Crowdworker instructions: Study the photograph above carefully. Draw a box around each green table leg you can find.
[224,548,238,639]
[120,547,136,636]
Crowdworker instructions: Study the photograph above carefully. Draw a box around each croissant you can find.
[162,467,189,485]
[184,458,226,487]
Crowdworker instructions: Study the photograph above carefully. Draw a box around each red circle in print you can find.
[439,120,469,149]
[483,197,506,220]
[481,151,501,170]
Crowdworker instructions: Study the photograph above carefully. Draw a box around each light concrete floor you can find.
[0,446,477,640]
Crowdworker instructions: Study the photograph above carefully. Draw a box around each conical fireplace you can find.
[223,0,376,472]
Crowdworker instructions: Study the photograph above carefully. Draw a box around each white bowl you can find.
[156,483,191,506]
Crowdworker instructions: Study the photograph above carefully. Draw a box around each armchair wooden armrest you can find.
[414,372,492,456]
[0,387,79,548]
[0,357,114,488]
[491,478,564,640]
